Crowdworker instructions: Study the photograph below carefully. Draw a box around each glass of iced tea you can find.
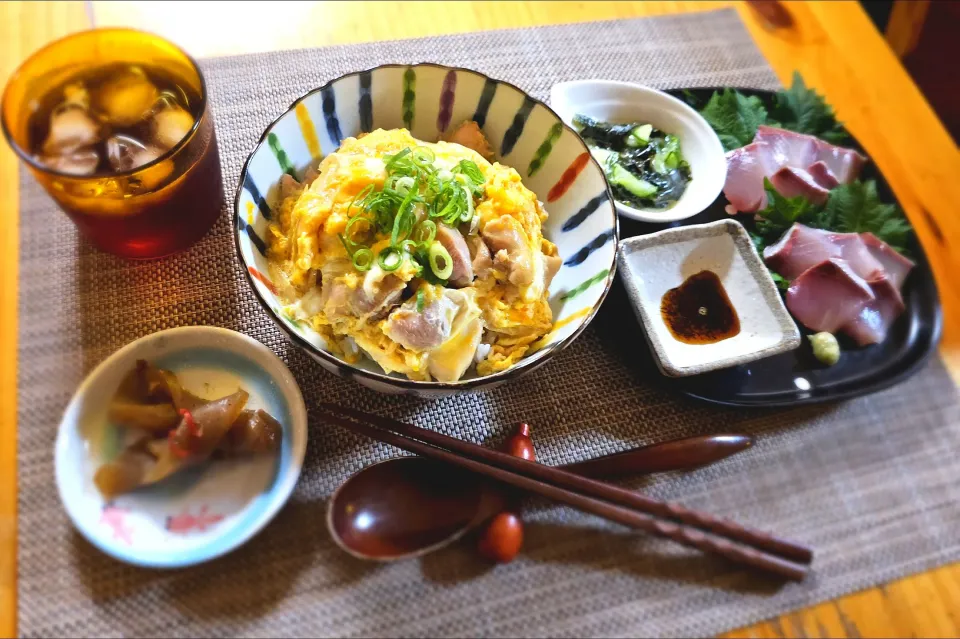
[1,29,223,259]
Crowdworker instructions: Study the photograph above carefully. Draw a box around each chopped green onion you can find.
[411,147,436,169]
[391,176,421,245]
[460,186,474,222]
[384,147,412,172]
[377,246,403,272]
[394,176,415,195]
[352,248,374,272]
[428,241,453,279]
[344,213,373,245]
[400,239,419,255]
[412,219,436,246]
[454,159,484,185]
[416,288,425,312]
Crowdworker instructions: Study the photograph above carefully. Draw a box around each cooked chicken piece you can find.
[443,120,495,161]
[278,173,301,201]
[436,224,474,287]
[319,259,404,321]
[468,235,493,279]
[482,215,534,287]
[383,292,461,351]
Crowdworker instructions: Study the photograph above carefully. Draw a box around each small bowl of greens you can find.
[550,80,726,224]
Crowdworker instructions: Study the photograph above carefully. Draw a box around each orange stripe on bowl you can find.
[547,152,590,202]
[248,266,278,295]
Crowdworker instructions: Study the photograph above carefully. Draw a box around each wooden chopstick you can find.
[322,403,813,566]
[318,405,810,581]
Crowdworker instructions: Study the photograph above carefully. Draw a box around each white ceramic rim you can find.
[551,79,727,224]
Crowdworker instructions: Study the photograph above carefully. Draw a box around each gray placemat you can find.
[17,8,960,638]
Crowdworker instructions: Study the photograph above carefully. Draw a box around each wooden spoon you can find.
[327,433,752,561]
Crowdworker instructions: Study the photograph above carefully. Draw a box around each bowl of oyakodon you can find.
[235,64,618,395]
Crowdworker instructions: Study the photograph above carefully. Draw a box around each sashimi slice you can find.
[786,259,875,334]
[723,141,777,213]
[764,224,841,280]
[844,276,906,346]
[813,138,868,184]
[754,125,818,170]
[861,232,915,289]
[807,160,840,189]
[769,166,830,205]
[827,232,886,281]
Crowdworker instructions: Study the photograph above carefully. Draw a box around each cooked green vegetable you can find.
[608,162,657,199]
[699,88,768,151]
[574,114,690,210]
[809,332,841,366]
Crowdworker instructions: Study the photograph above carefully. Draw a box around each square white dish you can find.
[617,219,801,377]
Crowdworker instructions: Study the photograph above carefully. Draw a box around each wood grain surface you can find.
[2,2,958,637]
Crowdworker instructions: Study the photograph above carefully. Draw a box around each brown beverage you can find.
[2,29,223,259]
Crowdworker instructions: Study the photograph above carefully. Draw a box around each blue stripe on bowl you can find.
[564,229,615,267]
[243,173,270,220]
[358,71,373,133]
[561,192,610,232]
[320,85,343,147]
[500,96,536,157]
[472,78,498,129]
[237,215,268,256]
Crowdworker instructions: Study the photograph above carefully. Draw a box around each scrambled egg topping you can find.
[266,127,559,381]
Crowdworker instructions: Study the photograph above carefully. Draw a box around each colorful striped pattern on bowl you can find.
[234,63,618,395]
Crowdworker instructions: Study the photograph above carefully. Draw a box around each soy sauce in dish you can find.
[660,270,740,344]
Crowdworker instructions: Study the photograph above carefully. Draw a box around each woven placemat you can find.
[18,8,960,638]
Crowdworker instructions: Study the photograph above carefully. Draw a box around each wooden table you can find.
[2,2,959,636]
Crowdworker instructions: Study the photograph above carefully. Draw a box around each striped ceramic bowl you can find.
[234,64,618,396]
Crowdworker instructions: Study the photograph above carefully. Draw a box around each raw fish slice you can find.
[754,125,818,170]
[807,160,839,189]
[861,233,915,289]
[763,224,841,280]
[723,141,777,213]
[844,276,906,346]
[769,166,830,205]
[754,126,866,184]
[812,138,867,184]
[828,232,886,281]
[786,259,875,334]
